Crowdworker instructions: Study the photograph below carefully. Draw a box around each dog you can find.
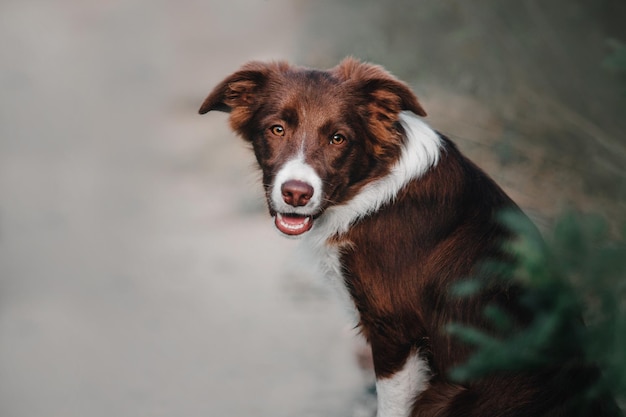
[198,58,615,417]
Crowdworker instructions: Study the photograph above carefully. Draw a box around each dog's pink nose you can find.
[281,180,314,207]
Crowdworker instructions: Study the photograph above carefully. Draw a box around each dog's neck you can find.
[305,112,442,246]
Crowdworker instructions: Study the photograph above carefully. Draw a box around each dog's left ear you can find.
[332,58,427,158]
[332,57,427,118]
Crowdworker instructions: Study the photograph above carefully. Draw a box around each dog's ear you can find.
[332,57,427,157]
[198,61,290,135]
[198,63,266,114]
[332,57,427,118]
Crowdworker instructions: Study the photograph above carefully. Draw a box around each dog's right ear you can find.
[198,61,289,135]
[198,63,267,114]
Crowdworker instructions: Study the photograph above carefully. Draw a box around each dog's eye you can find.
[330,133,346,145]
[270,125,285,137]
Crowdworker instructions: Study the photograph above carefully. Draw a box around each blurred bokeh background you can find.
[1,1,624,416]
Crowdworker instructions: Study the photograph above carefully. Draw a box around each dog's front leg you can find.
[371,340,431,417]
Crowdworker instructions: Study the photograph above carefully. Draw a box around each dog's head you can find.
[199,58,426,237]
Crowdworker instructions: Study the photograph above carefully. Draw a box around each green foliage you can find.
[604,39,626,96]
[604,39,626,74]
[448,210,626,410]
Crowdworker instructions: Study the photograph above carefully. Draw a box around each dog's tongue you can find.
[275,213,313,236]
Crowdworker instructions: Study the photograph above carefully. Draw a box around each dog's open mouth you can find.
[274,213,314,236]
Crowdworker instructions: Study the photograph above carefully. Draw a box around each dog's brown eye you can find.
[330,133,346,145]
[270,125,285,136]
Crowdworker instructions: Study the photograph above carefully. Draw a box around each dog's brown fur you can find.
[199,58,617,417]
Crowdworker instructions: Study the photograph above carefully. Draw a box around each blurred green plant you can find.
[604,39,626,74]
[448,210,626,412]
[604,39,626,98]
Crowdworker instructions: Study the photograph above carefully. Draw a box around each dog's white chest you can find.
[299,235,358,323]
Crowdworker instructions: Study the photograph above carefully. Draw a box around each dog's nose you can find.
[281,180,314,207]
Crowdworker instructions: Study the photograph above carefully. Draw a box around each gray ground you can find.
[0,1,371,416]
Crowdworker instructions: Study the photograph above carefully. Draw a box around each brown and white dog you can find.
[199,59,611,417]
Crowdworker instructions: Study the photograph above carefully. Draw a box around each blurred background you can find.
[1,1,624,416]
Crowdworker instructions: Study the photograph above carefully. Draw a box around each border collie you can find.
[198,58,614,417]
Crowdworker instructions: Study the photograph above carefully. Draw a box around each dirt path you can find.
[0,1,366,416]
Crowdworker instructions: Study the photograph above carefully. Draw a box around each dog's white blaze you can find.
[271,155,323,214]
[307,111,442,244]
[376,351,431,417]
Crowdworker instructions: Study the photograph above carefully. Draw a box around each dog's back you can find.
[341,135,615,417]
